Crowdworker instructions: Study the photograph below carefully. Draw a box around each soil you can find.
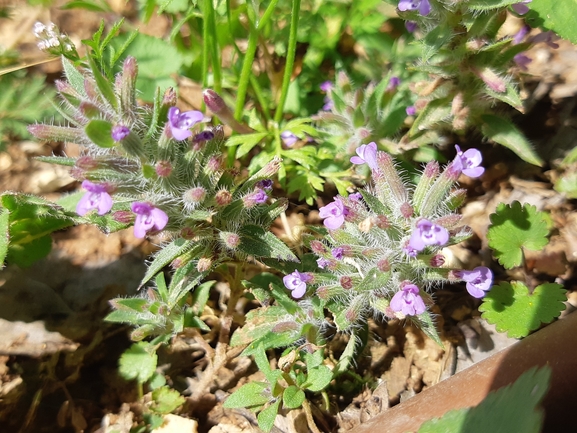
[0,2,576,433]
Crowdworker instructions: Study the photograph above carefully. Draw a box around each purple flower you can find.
[406,105,417,116]
[513,25,530,45]
[457,266,493,298]
[387,76,401,91]
[112,125,130,142]
[398,0,431,16]
[280,131,298,147]
[317,258,330,269]
[193,130,214,143]
[403,243,419,258]
[168,107,204,141]
[283,270,312,298]
[453,145,485,178]
[405,21,418,33]
[350,142,378,170]
[244,188,268,207]
[131,202,169,238]
[390,283,426,316]
[320,81,333,92]
[76,180,113,216]
[319,197,348,230]
[332,247,344,260]
[323,97,334,111]
[514,53,532,70]
[532,31,560,49]
[257,179,273,190]
[349,192,362,202]
[512,0,531,15]
[408,219,449,252]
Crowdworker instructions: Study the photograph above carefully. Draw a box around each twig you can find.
[302,399,323,433]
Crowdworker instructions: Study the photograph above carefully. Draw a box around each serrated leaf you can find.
[151,386,185,414]
[226,132,269,158]
[487,201,549,269]
[223,382,270,409]
[481,115,543,166]
[118,342,158,384]
[479,281,566,338]
[303,365,333,392]
[257,399,281,433]
[282,385,305,409]
[239,224,298,262]
[527,0,577,45]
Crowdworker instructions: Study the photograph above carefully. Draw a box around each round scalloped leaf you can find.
[479,281,566,338]
[487,201,549,269]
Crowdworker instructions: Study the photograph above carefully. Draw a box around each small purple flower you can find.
[76,180,113,216]
[513,25,530,45]
[192,130,214,143]
[532,31,560,49]
[317,258,330,269]
[398,0,431,16]
[453,145,485,178]
[405,21,418,33]
[457,266,493,298]
[319,197,348,230]
[131,202,169,238]
[320,81,333,92]
[349,192,362,202]
[332,247,345,260]
[387,76,401,91]
[280,131,298,147]
[244,188,268,207]
[323,97,334,111]
[350,142,378,170]
[408,219,449,252]
[390,283,426,316]
[403,243,419,258]
[406,105,417,116]
[512,0,531,15]
[283,270,313,298]
[514,53,532,70]
[168,107,204,141]
[257,179,273,190]
[111,125,130,142]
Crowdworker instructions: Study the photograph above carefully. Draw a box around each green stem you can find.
[234,22,259,120]
[201,7,210,111]
[206,0,222,93]
[273,0,301,124]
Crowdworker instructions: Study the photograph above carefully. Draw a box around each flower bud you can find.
[475,67,506,93]
[28,124,83,143]
[162,87,177,108]
[197,257,213,272]
[155,160,173,177]
[120,56,138,115]
[184,187,207,204]
[340,276,353,290]
[112,210,134,224]
[180,227,196,239]
[377,258,391,272]
[375,215,390,230]
[430,254,445,267]
[400,202,414,218]
[310,240,327,254]
[75,156,99,170]
[220,231,241,250]
[206,155,223,173]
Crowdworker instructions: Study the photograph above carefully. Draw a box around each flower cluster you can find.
[283,144,493,331]
[33,22,77,57]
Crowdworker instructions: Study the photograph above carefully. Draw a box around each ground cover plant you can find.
[0,0,576,432]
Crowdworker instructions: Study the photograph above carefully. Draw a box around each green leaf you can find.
[87,55,118,108]
[118,342,158,384]
[418,366,550,433]
[481,115,543,166]
[151,386,185,414]
[62,57,87,97]
[141,239,196,286]
[230,306,289,347]
[410,311,443,347]
[479,281,566,338]
[85,119,115,148]
[223,382,270,409]
[467,0,521,11]
[239,224,298,262]
[302,365,333,392]
[487,201,549,269]
[257,399,281,433]
[282,385,305,409]
[0,209,8,267]
[527,0,577,45]
[226,132,269,158]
